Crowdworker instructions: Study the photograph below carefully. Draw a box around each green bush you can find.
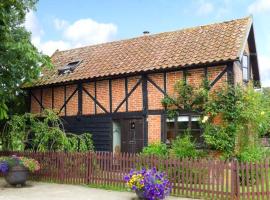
[170,133,198,158]
[237,145,266,163]
[142,143,168,157]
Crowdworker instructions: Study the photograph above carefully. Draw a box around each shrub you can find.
[1,109,94,152]
[142,143,168,157]
[170,133,198,158]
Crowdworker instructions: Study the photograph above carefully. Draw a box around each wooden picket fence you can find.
[0,151,269,199]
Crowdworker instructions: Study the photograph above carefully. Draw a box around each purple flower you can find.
[0,161,9,173]
[124,167,171,200]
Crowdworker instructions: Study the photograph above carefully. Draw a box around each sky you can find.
[25,0,270,87]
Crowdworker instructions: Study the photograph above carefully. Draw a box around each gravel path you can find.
[0,179,198,200]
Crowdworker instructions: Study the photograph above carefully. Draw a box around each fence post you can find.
[231,159,240,200]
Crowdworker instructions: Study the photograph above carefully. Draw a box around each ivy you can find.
[1,109,94,152]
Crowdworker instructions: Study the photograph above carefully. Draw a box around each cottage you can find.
[24,16,260,153]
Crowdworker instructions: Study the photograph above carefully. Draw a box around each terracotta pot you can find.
[4,165,29,186]
[135,189,146,199]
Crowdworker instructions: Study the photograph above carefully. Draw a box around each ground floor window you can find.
[166,114,203,147]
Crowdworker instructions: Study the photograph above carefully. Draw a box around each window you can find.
[166,114,203,147]
[58,60,81,75]
[242,54,249,82]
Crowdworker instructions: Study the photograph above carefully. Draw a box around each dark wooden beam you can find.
[40,88,43,112]
[109,79,112,113]
[78,83,82,115]
[125,77,128,112]
[25,60,235,90]
[64,85,67,116]
[114,77,142,113]
[209,67,228,88]
[29,90,45,110]
[226,63,234,85]
[204,67,208,78]
[59,86,77,115]
[94,81,97,114]
[147,76,166,95]
[52,87,54,109]
[142,75,148,147]
[82,86,109,114]
[163,72,167,94]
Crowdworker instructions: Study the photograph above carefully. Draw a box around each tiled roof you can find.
[26,16,252,88]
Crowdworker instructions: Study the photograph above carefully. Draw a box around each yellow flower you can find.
[202,116,209,123]
[261,111,265,115]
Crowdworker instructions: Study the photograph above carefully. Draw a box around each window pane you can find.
[166,121,175,145]
[177,116,189,129]
[191,121,200,129]
[242,55,249,81]
[243,67,248,81]
[190,130,203,145]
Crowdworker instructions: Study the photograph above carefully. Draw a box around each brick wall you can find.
[66,84,78,116]
[148,73,164,110]
[112,78,126,112]
[148,115,161,143]
[30,65,233,116]
[82,82,95,115]
[96,80,110,114]
[31,89,41,114]
[128,76,143,111]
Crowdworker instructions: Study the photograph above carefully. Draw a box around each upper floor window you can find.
[58,60,81,75]
[242,54,249,82]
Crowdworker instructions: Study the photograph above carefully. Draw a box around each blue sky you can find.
[25,0,270,86]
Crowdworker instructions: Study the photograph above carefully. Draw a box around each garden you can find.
[1,1,270,200]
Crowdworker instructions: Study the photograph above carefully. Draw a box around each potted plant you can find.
[124,168,171,200]
[0,155,40,186]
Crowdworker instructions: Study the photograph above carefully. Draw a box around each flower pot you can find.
[4,165,29,186]
[135,189,146,199]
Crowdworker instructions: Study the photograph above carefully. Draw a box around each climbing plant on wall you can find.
[1,109,94,152]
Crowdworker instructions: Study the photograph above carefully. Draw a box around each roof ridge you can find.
[53,16,251,56]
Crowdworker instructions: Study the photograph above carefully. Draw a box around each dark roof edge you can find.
[23,59,235,90]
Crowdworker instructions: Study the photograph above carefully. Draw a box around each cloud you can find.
[258,55,270,87]
[248,0,270,14]
[24,12,117,55]
[64,19,117,47]
[25,11,44,48]
[53,18,69,30]
[197,0,214,16]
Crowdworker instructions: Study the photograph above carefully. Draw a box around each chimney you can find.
[143,31,150,35]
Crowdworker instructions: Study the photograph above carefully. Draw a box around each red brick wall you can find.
[208,65,227,91]
[128,76,143,111]
[53,86,65,116]
[186,68,205,87]
[31,89,41,114]
[43,88,52,110]
[30,66,232,116]
[96,80,110,114]
[112,78,126,112]
[148,73,164,110]
[66,84,78,116]
[166,71,183,97]
[148,115,161,143]
[82,82,95,115]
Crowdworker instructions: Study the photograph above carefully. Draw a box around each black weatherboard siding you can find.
[62,116,112,151]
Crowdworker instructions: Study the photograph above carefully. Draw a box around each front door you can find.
[121,118,144,153]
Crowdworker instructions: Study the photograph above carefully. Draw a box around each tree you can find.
[0,0,50,120]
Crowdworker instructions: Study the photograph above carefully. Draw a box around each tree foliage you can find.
[0,0,50,120]
[1,109,94,152]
